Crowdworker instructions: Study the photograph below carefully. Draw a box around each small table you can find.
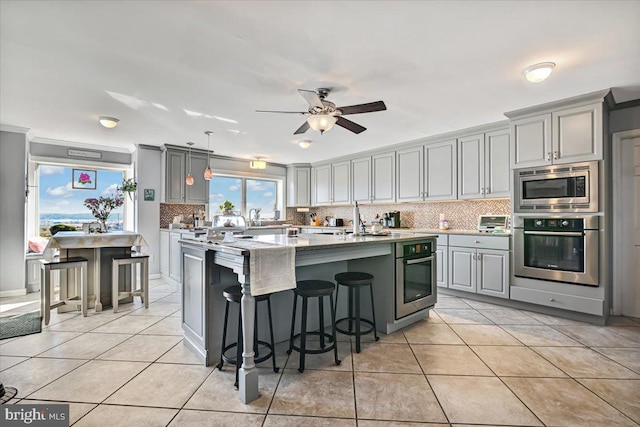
[43,231,148,311]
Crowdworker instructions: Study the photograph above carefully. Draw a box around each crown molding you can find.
[30,136,135,154]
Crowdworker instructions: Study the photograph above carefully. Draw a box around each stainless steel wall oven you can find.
[395,241,437,319]
[514,215,599,286]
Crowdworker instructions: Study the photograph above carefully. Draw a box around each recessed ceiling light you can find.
[522,62,556,83]
[98,116,119,128]
[299,140,311,149]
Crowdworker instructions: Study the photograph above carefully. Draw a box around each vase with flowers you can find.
[119,178,137,201]
[83,192,124,232]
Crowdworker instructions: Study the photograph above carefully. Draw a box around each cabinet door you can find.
[331,160,351,204]
[312,164,332,206]
[448,246,476,293]
[186,153,209,204]
[166,151,185,203]
[160,231,169,276]
[476,249,509,299]
[553,102,603,164]
[511,113,552,168]
[169,232,182,282]
[351,156,372,202]
[458,133,484,199]
[182,245,206,345]
[485,129,511,198]
[436,247,448,288]
[287,166,311,207]
[396,146,424,202]
[372,152,396,203]
[425,139,457,200]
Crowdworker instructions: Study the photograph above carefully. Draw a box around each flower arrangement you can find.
[83,192,124,232]
[119,178,137,200]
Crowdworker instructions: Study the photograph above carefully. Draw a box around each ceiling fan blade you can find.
[298,89,323,108]
[337,101,387,115]
[336,117,366,134]
[256,110,307,114]
[293,121,310,135]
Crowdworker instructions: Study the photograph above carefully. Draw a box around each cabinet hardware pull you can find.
[474,240,480,243]
[549,298,555,302]
[547,152,551,161]
[477,254,482,260]
[473,253,476,260]
[553,151,559,160]
[486,187,490,194]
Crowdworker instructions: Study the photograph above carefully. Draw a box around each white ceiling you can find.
[1,1,639,164]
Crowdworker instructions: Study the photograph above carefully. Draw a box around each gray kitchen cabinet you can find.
[164,148,209,203]
[507,90,609,168]
[169,231,182,282]
[312,164,331,205]
[351,156,372,203]
[448,235,510,298]
[372,151,396,203]
[425,139,457,201]
[181,243,208,358]
[160,230,169,277]
[435,234,449,288]
[331,160,351,204]
[286,164,311,207]
[458,129,510,199]
[396,146,424,202]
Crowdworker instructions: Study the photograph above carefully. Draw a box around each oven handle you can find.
[523,231,583,237]
[405,256,434,265]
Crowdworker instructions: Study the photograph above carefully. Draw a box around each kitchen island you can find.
[179,232,438,403]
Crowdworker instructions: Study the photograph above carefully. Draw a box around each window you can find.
[209,175,282,220]
[38,165,125,237]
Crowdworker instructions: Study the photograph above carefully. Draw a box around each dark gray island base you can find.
[179,232,438,403]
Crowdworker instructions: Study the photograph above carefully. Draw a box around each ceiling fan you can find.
[256,88,386,135]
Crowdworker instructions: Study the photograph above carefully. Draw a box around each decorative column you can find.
[238,273,259,403]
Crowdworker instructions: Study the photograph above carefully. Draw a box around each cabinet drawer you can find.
[435,234,448,247]
[510,286,603,316]
[449,234,509,250]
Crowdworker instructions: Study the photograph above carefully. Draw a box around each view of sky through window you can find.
[209,175,278,219]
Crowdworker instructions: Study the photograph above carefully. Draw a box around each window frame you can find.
[208,172,283,220]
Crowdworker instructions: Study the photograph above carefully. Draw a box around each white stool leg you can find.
[43,265,51,326]
[142,258,149,309]
[112,260,119,313]
[81,262,88,317]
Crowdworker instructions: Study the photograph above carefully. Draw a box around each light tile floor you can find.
[1,279,640,426]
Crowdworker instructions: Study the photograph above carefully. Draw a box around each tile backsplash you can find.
[286,199,510,230]
[160,203,206,228]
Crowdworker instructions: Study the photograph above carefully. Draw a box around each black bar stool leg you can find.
[235,308,242,388]
[369,283,380,341]
[348,286,354,332]
[299,295,308,373]
[329,294,341,366]
[217,301,230,370]
[267,298,279,373]
[319,296,325,349]
[355,285,362,353]
[287,292,297,355]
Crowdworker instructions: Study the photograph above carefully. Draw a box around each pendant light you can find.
[203,131,213,180]
[185,142,195,186]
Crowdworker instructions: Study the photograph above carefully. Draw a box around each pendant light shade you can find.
[186,142,195,186]
[307,114,337,134]
[204,131,214,180]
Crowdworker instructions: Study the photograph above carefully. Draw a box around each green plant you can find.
[119,178,137,200]
[49,224,77,236]
[219,201,235,212]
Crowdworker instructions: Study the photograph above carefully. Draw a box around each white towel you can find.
[249,245,296,296]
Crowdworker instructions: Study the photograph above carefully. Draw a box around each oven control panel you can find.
[523,218,583,232]
[402,242,433,257]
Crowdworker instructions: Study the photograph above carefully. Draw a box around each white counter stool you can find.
[112,254,149,313]
[40,257,88,325]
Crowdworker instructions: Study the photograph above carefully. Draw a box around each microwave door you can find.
[523,178,572,200]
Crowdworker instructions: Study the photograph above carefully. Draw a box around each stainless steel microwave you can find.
[514,161,599,213]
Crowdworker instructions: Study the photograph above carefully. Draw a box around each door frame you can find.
[612,129,640,315]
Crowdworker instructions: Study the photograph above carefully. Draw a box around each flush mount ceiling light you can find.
[299,140,311,149]
[203,131,214,180]
[522,62,556,83]
[185,142,195,186]
[98,116,119,128]
[249,157,267,170]
[307,114,337,134]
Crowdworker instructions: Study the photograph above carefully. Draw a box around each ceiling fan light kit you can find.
[523,62,556,83]
[307,114,337,134]
[98,116,119,128]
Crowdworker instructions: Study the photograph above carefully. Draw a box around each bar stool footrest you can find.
[221,341,277,366]
[335,317,376,337]
[288,331,337,355]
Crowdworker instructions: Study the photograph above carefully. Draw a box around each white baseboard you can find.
[149,273,162,280]
[0,288,27,298]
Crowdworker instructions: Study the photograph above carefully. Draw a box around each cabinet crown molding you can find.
[504,88,612,119]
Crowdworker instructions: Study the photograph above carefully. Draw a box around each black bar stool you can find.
[334,272,379,353]
[287,280,341,373]
[217,285,278,388]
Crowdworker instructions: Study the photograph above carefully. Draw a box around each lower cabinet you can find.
[160,231,169,276]
[435,234,448,288]
[447,235,510,299]
[181,243,208,357]
[160,230,184,284]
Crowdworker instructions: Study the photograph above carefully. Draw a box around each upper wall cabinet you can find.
[458,129,510,199]
[287,165,311,207]
[311,161,351,206]
[312,164,331,205]
[425,139,458,201]
[507,90,609,169]
[165,148,209,204]
[351,156,372,203]
[371,151,396,204]
[396,146,424,202]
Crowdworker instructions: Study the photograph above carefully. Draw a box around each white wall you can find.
[135,145,162,274]
[0,130,28,296]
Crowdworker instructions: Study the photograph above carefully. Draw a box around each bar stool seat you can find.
[40,257,88,325]
[112,254,149,313]
[287,280,341,373]
[334,271,379,353]
[217,285,278,388]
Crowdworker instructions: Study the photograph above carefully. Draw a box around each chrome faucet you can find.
[248,208,261,226]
